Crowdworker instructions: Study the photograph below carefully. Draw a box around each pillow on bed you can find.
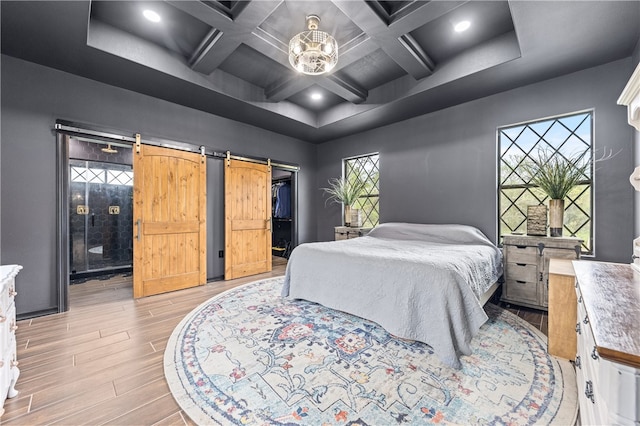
[367,222,496,247]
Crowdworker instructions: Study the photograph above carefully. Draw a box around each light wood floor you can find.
[3,263,287,425]
[4,260,547,425]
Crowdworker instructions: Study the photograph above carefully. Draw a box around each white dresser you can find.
[572,261,640,425]
[0,265,21,417]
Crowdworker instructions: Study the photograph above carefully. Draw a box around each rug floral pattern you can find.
[164,277,577,425]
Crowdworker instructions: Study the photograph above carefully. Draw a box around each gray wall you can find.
[317,58,635,263]
[1,54,317,317]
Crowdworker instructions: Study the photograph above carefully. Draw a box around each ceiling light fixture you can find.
[143,9,161,23]
[310,92,323,101]
[289,15,338,75]
[454,20,471,32]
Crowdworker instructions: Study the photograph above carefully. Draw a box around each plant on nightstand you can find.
[321,177,365,227]
[523,149,589,237]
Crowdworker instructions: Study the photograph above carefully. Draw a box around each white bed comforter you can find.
[281,223,503,369]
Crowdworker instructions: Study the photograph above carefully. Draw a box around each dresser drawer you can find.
[505,279,538,304]
[1,303,16,355]
[601,360,640,422]
[577,373,606,426]
[505,263,537,282]
[504,245,538,264]
[335,231,348,241]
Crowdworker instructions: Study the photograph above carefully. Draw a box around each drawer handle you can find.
[583,315,589,324]
[585,380,595,403]
[515,263,526,267]
[516,280,527,284]
[575,355,581,369]
[575,323,581,334]
[591,346,599,361]
[515,245,527,249]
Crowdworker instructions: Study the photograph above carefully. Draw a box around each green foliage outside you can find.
[499,152,592,252]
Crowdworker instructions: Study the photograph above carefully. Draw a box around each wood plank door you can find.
[133,144,206,298]
[224,158,272,280]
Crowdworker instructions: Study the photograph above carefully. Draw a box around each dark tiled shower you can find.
[69,139,133,280]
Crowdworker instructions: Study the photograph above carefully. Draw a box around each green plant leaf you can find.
[320,177,365,206]
[522,149,590,200]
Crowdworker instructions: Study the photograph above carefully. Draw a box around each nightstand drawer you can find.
[505,279,538,304]
[505,263,537,282]
[504,245,538,264]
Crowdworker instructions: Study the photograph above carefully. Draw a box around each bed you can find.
[281,222,503,369]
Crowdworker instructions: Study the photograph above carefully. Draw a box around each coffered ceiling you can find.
[2,1,639,143]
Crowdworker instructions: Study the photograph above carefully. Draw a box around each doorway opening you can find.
[272,168,296,267]
[68,137,133,283]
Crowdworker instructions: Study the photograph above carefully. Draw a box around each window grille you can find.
[344,153,380,228]
[71,166,133,186]
[498,111,593,253]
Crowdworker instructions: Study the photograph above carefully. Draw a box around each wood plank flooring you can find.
[4,264,286,425]
[4,263,548,425]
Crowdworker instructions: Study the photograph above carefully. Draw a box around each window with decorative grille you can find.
[344,153,380,228]
[498,111,593,253]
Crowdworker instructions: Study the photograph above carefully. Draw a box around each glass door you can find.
[69,160,133,276]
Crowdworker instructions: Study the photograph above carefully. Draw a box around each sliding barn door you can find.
[133,144,206,298]
[224,159,272,280]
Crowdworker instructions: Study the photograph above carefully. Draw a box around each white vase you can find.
[344,205,352,227]
[549,199,564,237]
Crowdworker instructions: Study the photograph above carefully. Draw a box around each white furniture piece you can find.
[617,61,640,132]
[334,226,371,240]
[0,265,21,417]
[501,234,582,310]
[572,261,640,425]
[618,61,640,271]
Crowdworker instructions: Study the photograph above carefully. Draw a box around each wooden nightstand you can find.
[334,226,371,241]
[501,234,582,310]
[548,258,577,360]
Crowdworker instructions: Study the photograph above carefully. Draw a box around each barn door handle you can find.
[266,217,272,231]
[136,219,141,241]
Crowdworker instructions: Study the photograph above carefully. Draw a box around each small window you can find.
[498,111,593,253]
[344,153,380,228]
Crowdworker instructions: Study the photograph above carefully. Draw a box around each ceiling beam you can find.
[333,0,466,80]
[388,1,467,33]
[169,0,282,74]
[265,77,313,102]
[320,75,368,104]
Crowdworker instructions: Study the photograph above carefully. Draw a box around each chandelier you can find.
[289,15,338,75]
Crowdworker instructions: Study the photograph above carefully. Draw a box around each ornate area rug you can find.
[165,277,577,425]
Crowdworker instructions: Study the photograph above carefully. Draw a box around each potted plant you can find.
[523,150,589,237]
[321,177,365,226]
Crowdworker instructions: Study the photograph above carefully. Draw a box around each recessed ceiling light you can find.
[143,9,161,23]
[310,92,323,101]
[454,20,471,33]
